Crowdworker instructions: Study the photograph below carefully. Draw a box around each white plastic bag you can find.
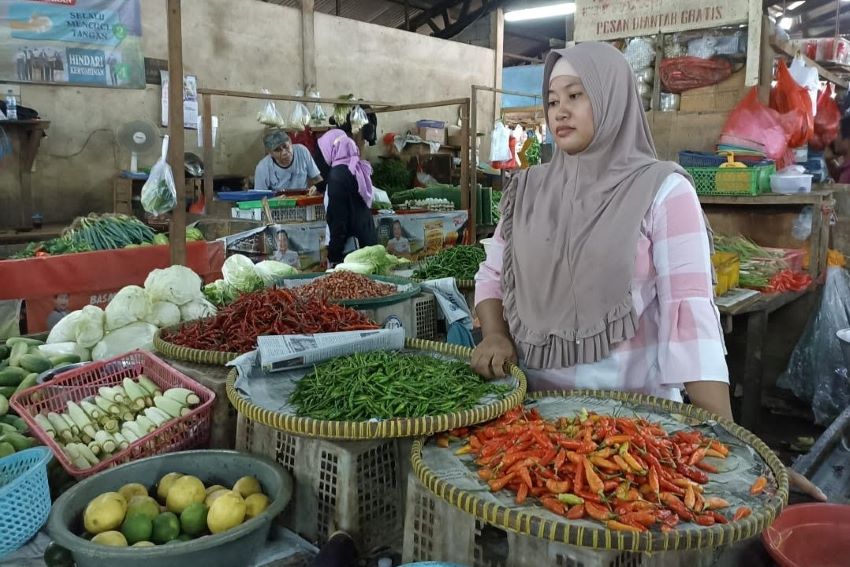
[289,90,311,132]
[789,57,820,117]
[350,105,368,134]
[309,88,327,125]
[141,136,177,215]
[257,88,286,127]
[489,121,511,162]
[624,38,656,71]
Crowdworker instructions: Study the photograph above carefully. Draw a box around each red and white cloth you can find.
[475,173,729,401]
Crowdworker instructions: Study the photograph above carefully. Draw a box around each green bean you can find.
[413,245,486,281]
[290,351,512,421]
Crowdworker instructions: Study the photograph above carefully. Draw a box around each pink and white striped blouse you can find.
[475,173,729,401]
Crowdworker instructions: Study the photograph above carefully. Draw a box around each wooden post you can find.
[301,0,317,90]
[469,86,478,238]
[460,99,472,243]
[757,15,773,104]
[490,8,504,120]
[167,0,186,265]
[201,94,214,213]
[746,0,764,88]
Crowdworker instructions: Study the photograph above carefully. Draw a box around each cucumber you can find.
[8,342,28,367]
[0,367,29,387]
[0,414,27,432]
[0,395,7,417]
[0,432,33,451]
[15,373,38,395]
[0,345,10,361]
[0,441,13,458]
[48,354,81,366]
[27,345,42,356]
[0,422,16,434]
[5,337,44,347]
[19,354,52,374]
[0,359,7,371]
[0,386,16,398]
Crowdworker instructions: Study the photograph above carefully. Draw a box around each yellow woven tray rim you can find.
[411,389,789,553]
[225,338,527,440]
[411,277,476,290]
[154,325,239,366]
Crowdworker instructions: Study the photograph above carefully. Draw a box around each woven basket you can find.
[153,324,240,366]
[225,338,527,440]
[282,273,421,308]
[411,390,789,553]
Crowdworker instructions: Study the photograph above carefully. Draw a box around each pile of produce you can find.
[297,271,397,302]
[328,244,409,276]
[30,377,202,470]
[0,338,45,458]
[203,254,299,307]
[714,235,787,289]
[413,245,485,281]
[161,288,378,353]
[763,270,813,294]
[81,472,270,547]
[47,265,216,361]
[449,408,760,531]
[371,157,411,195]
[291,351,512,421]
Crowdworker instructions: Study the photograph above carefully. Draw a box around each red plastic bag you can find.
[659,57,733,93]
[720,87,790,161]
[810,84,841,151]
[770,60,814,148]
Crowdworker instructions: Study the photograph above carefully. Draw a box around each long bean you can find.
[413,245,486,281]
[290,351,512,420]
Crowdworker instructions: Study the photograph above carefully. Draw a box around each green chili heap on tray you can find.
[290,351,512,421]
[413,245,486,281]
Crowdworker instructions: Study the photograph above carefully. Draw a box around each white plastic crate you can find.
[403,473,720,567]
[359,293,438,340]
[235,414,412,554]
[271,204,325,223]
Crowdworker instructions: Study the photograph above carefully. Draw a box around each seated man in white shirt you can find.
[254,130,322,194]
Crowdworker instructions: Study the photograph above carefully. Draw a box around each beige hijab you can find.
[501,42,700,369]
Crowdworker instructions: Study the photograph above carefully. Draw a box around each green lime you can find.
[179,502,208,537]
[177,534,192,541]
[121,513,153,545]
[151,512,180,544]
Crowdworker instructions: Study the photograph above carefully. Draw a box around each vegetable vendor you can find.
[471,43,825,501]
[316,129,378,266]
[254,129,323,193]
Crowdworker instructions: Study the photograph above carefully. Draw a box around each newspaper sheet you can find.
[257,328,406,372]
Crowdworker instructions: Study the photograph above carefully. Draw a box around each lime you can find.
[121,513,153,546]
[151,512,181,544]
[180,502,208,537]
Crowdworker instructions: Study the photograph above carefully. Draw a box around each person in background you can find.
[316,129,378,266]
[46,293,70,330]
[826,116,850,183]
[254,130,323,193]
[272,230,300,269]
[471,42,826,501]
[386,220,410,257]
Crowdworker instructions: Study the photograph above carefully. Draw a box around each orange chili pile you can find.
[298,271,397,302]
[448,408,761,532]
[160,288,379,353]
[764,270,812,294]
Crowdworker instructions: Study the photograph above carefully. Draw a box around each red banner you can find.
[0,242,225,333]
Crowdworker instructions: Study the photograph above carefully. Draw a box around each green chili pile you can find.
[413,245,486,281]
[290,351,512,421]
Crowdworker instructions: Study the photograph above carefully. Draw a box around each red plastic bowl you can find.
[763,503,850,567]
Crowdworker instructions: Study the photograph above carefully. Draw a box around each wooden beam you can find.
[201,94,213,214]
[399,0,464,31]
[503,52,543,64]
[746,0,764,87]
[166,0,186,266]
[196,87,394,107]
[301,0,317,90]
[370,98,469,113]
[460,99,472,242]
[759,15,774,103]
[436,0,510,39]
[491,7,504,122]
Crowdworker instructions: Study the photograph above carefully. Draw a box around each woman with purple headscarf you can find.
[316,129,378,265]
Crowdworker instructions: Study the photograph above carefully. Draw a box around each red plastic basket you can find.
[9,350,215,479]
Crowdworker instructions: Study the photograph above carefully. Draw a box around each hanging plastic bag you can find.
[492,135,517,170]
[810,84,841,151]
[349,105,368,134]
[623,38,655,72]
[789,56,820,117]
[720,87,791,161]
[779,267,850,425]
[141,135,177,215]
[659,57,733,93]
[489,121,511,163]
[289,90,311,132]
[257,88,286,127]
[309,88,327,125]
[792,205,814,241]
[770,60,814,148]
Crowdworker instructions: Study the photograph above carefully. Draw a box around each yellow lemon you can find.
[165,475,206,514]
[118,483,149,503]
[207,492,246,534]
[244,493,270,520]
[84,493,127,534]
[91,531,128,547]
[156,472,184,503]
[232,476,262,499]
[205,488,234,508]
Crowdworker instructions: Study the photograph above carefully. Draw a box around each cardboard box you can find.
[418,126,446,144]
[679,70,747,114]
[447,126,463,147]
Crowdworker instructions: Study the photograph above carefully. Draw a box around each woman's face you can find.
[393,223,402,238]
[547,75,595,155]
[277,234,288,251]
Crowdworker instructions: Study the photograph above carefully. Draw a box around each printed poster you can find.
[373,211,469,261]
[0,0,144,89]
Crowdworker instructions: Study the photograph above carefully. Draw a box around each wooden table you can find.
[2,120,50,229]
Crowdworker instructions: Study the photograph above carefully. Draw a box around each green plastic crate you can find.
[237,197,298,210]
[685,164,775,196]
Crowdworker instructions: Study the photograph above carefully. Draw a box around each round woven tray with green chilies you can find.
[153,323,240,366]
[225,338,527,440]
[411,390,789,553]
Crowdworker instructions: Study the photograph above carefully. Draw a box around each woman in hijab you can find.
[472,43,825,500]
[316,129,378,265]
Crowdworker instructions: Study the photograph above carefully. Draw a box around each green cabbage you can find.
[186,227,205,241]
[343,245,409,275]
[222,254,264,293]
[255,260,299,287]
[203,280,237,306]
[75,305,105,349]
[144,265,204,306]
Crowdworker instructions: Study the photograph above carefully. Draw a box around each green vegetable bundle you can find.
[714,235,787,290]
[371,158,412,195]
[413,245,485,281]
[64,213,157,251]
[290,351,512,421]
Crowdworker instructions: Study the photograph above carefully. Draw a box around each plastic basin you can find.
[837,329,850,370]
[46,450,293,567]
[763,503,850,567]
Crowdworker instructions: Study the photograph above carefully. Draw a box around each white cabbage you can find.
[75,305,105,349]
[179,298,217,322]
[255,260,298,287]
[46,310,83,344]
[222,254,263,293]
[91,322,158,360]
[143,301,182,328]
[144,265,203,306]
[105,285,149,331]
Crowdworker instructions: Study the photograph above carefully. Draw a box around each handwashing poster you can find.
[0,0,144,88]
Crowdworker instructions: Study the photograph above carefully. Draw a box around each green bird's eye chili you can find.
[413,245,486,281]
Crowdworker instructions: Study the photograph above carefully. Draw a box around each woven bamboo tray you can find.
[411,390,789,553]
[225,338,527,440]
[153,323,240,366]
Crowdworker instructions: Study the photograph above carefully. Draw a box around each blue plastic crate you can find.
[0,447,52,558]
[678,151,727,168]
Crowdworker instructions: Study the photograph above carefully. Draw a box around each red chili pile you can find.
[764,270,812,294]
[297,271,397,302]
[160,288,379,353]
[444,408,764,533]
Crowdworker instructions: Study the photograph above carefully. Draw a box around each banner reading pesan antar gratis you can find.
[0,0,144,89]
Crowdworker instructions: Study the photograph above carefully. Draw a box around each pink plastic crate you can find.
[763,247,805,272]
[9,350,215,479]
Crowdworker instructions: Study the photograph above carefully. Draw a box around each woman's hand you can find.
[472,333,517,379]
[788,469,827,501]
